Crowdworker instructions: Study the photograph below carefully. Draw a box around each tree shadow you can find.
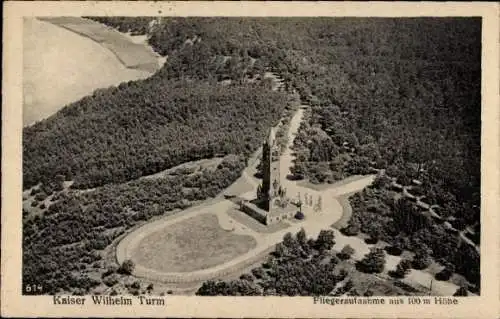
[286,174,303,181]
[364,237,379,245]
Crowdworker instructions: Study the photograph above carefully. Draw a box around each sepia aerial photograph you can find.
[22,16,481,298]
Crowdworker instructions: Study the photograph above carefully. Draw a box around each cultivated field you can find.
[23,18,158,126]
[41,17,160,72]
[131,213,257,273]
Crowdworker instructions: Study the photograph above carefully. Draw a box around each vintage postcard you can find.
[2,1,499,318]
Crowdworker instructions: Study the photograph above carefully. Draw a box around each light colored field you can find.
[141,157,224,180]
[23,18,156,126]
[297,175,370,191]
[41,17,161,72]
[131,213,257,273]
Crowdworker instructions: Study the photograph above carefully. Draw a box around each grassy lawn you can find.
[227,208,290,233]
[132,213,257,272]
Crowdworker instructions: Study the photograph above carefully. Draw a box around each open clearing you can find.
[23,18,160,127]
[131,213,257,273]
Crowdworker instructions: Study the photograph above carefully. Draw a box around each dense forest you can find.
[275,18,481,290]
[24,79,286,189]
[24,17,481,294]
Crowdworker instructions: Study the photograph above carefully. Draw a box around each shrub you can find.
[315,229,335,251]
[357,248,386,274]
[329,254,341,266]
[240,274,254,281]
[411,253,432,270]
[365,227,381,244]
[435,268,453,281]
[118,259,135,275]
[364,289,374,297]
[129,288,140,296]
[337,245,355,260]
[370,175,392,190]
[389,259,412,278]
[341,223,360,236]
[364,236,379,245]
[453,286,468,296]
[131,281,141,289]
[103,274,119,287]
[385,245,403,256]
[34,192,48,202]
[295,211,305,220]
[251,267,265,279]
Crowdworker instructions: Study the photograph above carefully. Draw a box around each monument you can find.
[241,127,297,225]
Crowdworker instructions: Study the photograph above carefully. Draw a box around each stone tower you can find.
[260,127,280,211]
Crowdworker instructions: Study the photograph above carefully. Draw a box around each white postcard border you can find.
[2,2,499,318]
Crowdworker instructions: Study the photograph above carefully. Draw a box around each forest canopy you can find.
[24,79,286,189]
[23,17,481,294]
